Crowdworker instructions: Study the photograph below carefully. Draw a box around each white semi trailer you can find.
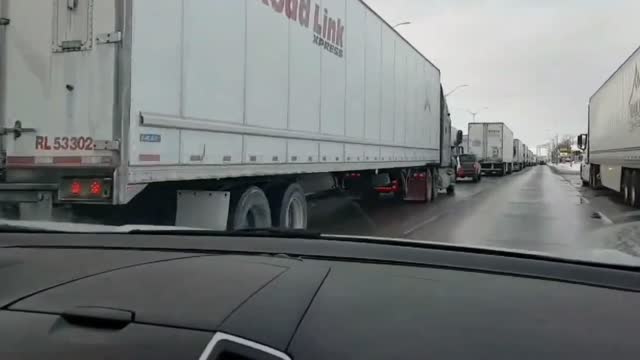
[0,0,456,228]
[468,123,514,176]
[579,44,640,207]
[513,139,524,171]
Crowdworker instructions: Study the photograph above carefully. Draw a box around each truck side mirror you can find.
[577,134,587,150]
[455,130,463,146]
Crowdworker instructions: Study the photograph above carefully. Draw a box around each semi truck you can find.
[0,0,457,229]
[513,139,524,171]
[579,44,640,207]
[468,123,514,176]
[529,149,535,166]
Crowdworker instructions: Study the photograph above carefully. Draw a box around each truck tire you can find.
[270,183,308,229]
[229,186,272,230]
[431,169,439,201]
[425,170,434,203]
[590,165,601,190]
[631,171,639,208]
[623,170,631,205]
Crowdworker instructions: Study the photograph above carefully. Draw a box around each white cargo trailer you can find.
[468,123,514,176]
[0,0,455,227]
[513,139,524,171]
[579,44,640,207]
[527,149,534,166]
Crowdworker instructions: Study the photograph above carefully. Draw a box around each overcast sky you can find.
[365,0,640,147]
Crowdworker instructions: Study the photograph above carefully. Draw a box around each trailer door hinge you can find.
[96,31,122,45]
[0,121,36,140]
[0,18,9,26]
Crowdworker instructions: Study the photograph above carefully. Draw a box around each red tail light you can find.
[89,181,103,196]
[60,178,113,201]
[70,181,82,196]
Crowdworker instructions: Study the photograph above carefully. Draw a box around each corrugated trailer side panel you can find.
[125,0,442,188]
[590,46,640,165]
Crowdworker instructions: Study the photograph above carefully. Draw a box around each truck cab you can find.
[578,134,590,186]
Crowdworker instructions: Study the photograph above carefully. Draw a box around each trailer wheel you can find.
[631,171,639,208]
[623,170,631,205]
[425,171,434,203]
[431,169,439,201]
[446,185,455,195]
[270,183,308,229]
[229,186,272,230]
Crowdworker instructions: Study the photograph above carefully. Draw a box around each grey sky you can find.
[365,0,640,147]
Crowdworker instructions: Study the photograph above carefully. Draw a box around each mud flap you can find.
[405,170,430,202]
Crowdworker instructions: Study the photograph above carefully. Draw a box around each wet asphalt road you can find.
[309,165,640,262]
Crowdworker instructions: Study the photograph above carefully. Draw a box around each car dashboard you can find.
[0,232,639,359]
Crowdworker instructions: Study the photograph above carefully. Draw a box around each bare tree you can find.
[551,135,576,163]
[557,135,574,151]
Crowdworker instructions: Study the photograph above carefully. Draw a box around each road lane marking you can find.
[597,211,614,225]
[403,214,442,237]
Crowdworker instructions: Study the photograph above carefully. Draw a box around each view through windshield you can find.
[1,0,640,266]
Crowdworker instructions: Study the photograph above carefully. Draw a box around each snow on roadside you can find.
[548,162,580,174]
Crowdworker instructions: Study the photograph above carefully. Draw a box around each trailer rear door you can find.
[468,124,487,160]
[487,124,504,161]
[0,0,118,169]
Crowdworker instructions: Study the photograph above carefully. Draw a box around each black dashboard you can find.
[1,233,639,359]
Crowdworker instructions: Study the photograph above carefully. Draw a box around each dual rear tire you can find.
[228,183,308,230]
[623,169,639,208]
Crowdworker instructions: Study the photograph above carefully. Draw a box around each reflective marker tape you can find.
[139,154,161,162]
[6,156,114,167]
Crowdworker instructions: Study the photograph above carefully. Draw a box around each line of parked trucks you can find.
[0,0,536,230]
[456,123,537,180]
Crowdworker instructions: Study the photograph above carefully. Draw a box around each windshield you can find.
[1,0,639,267]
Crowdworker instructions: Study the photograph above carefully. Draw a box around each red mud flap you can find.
[404,171,433,202]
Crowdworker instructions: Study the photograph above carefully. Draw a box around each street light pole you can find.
[466,107,489,122]
[393,21,411,29]
[445,84,469,98]
[556,133,560,164]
